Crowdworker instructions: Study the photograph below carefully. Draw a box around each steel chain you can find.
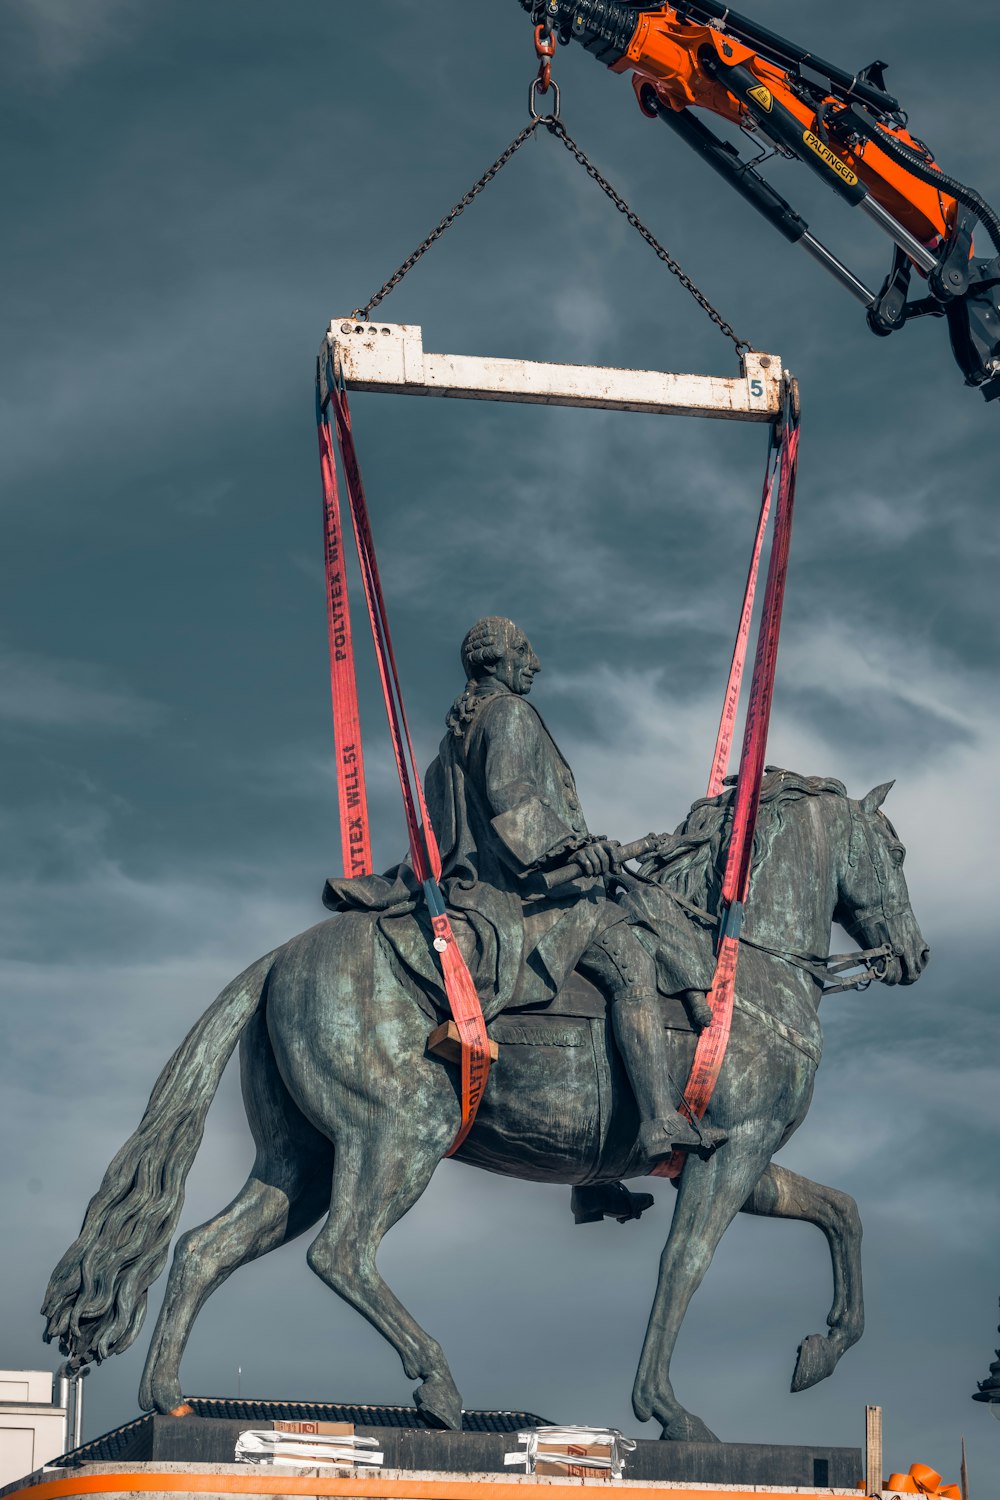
[353,120,546,320]
[353,110,753,357]
[545,119,752,355]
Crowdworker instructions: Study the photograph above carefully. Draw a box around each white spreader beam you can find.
[324,320,785,423]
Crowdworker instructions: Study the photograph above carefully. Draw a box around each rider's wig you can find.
[460,616,520,679]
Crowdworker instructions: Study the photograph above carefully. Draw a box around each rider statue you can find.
[421,616,726,1168]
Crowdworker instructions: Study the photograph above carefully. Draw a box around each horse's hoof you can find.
[791,1333,840,1392]
[658,1411,720,1443]
[139,1370,183,1415]
[414,1374,463,1431]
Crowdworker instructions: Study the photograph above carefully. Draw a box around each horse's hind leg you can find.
[740,1162,864,1392]
[139,1009,333,1414]
[306,1120,462,1430]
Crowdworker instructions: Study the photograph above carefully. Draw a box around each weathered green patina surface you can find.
[324,618,720,1160]
[41,622,930,1443]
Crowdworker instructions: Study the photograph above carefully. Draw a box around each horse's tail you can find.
[40,948,278,1367]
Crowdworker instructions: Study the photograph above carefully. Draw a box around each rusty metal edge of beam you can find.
[321,322,785,423]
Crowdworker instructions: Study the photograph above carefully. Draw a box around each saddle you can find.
[329,867,707,1046]
[505,968,700,1033]
[378,903,703,1038]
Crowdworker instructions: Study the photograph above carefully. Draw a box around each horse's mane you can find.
[642,768,847,909]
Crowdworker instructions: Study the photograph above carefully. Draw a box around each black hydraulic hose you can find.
[672,0,900,114]
[519,0,639,59]
[846,109,1000,255]
[650,94,808,244]
[523,0,899,114]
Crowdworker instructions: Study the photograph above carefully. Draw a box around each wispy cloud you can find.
[6,0,138,77]
[0,271,313,499]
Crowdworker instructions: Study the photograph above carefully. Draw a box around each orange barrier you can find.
[884,1461,961,1498]
[0,1474,853,1500]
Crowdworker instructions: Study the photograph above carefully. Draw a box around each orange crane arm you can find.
[519,1,1000,402]
[615,12,955,246]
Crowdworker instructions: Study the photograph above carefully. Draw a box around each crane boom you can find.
[520,0,1000,401]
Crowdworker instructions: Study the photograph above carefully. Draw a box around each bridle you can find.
[642,883,900,996]
[821,940,900,994]
[626,791,907,995]
[837,796,910,984]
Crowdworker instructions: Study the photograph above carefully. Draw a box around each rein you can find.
[655,884,899,995]
[760,938,897,993]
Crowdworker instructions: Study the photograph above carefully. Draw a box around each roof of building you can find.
[56,1398,553,1468]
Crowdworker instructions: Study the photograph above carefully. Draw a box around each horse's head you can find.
[836,781,930,986]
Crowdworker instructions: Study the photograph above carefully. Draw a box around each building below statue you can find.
[0,1397,862,1497]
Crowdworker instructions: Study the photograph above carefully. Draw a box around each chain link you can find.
[545,119,752,355]
[352,109,753,357]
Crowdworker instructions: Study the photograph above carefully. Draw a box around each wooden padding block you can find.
[427,1021,499,1065]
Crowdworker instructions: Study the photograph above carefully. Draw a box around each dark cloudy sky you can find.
[3,0,1000,1487]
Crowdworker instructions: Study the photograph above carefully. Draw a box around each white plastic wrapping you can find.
[504,1426,636,1479]
[234,1429,384,1468]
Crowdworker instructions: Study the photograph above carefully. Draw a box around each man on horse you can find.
[422,616,725,1167]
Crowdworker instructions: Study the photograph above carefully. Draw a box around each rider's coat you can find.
[425,684,627,1006]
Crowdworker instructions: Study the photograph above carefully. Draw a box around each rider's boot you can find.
[612,991,728,1163]
[571,1182,655,1225]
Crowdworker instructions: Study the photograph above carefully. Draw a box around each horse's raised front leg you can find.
[633,1129,774,1442]
[740,1162,864,1392]
[139,1010,333,1414]
[305,1117,463,1430]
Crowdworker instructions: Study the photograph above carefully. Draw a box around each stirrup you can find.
[639,1114,728,1163]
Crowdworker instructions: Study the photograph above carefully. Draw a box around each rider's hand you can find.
[576,838,621,877]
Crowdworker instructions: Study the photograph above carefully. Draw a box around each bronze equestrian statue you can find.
[323,616,724,1165]
[42,620,930,1442]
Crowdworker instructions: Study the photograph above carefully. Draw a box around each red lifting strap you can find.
[318,421,373,879]
[653,402,799,1180]
[318,378,492,1155]
[705,429,779,801]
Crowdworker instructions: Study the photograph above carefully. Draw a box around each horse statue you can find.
[42,768,929,1442]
